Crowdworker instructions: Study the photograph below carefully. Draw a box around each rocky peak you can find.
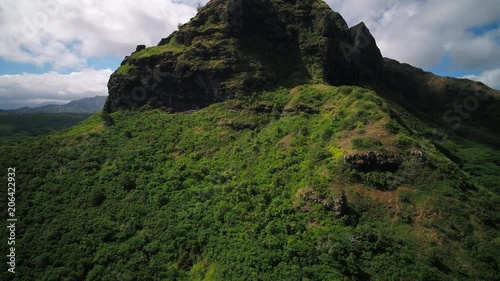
[348,22,384,82]
[104,0,384,112]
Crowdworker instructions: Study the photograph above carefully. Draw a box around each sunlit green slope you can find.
[1,84,499,280]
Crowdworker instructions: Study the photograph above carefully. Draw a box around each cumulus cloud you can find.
[463,69,500,90]
[326,0,500,72]
[1,0,498,108]
[2,0,498,73]
[0,0,204,70]
[0,69,112,109]
[0,0,212,108]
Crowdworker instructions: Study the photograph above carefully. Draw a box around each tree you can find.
[120,173,136,191]
[101,111,114,126]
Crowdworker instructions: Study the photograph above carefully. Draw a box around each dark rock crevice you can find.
[344,151,403,173]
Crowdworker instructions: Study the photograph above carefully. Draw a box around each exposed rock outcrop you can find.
[344,151,403,172]
[135,45,146,52]
[104,0,384,113]
[348,22,384,82]
[409,150,426,161]
[300,190,347,217]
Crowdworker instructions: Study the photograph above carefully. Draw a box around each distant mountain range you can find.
[0,96,107,114]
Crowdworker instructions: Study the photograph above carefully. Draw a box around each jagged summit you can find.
[104,0,383,112]
[103,0,499,141]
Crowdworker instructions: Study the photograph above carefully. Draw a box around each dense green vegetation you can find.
[0,113,93,144]
[1,84,498,280]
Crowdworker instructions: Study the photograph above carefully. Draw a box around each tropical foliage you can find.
[1,84,499,280]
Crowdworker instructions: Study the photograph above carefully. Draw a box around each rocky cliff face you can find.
[104,0,500,140]
[104,0,384,112]
[348,22,383,83]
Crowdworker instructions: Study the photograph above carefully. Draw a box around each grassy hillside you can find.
[1,84,498,280]
[0,113,93,144]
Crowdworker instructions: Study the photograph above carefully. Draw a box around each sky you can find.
[0,0,498,109]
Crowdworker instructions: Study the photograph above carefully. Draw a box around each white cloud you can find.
[0,0,498,108]
[463,68,500,90]
[2,0,498,73]
[0,0,204,70]
[0,0,212,108]
[326,0,500,72]
[0,69,112,109]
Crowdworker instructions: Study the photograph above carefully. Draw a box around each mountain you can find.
[7,96,107,114]
[105,0,384,112]
[105,0,499,141]
[1,0,499,280]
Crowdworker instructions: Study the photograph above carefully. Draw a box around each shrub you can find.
[322,127,334,140]
[385,120,400,134]
[90,189,106,206]
[196,3,203,12]
[101,111,114,126]
[352,137,383,150]
[120,173,136,191]
[363,172,389,190]
[395,135,415,149]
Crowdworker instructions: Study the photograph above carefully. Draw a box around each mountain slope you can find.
[104,0,500,146]
[2,84,500,280]
[1,0,499,280]
[104,0,383,112]
[0,113,93,143]
[380,58,500,146]
[8,96,106,114]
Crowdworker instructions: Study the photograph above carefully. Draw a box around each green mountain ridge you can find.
[3,96,107,114]
[0,113,93,144]
[1,0,499,280]
[105,0,384,112]
[2,84,499,280]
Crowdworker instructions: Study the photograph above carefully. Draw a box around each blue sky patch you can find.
[427,54,479,78]
[0,56,122,75]
[86,57,122,71]
[0,58,51,75]
[467,22,499,36]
